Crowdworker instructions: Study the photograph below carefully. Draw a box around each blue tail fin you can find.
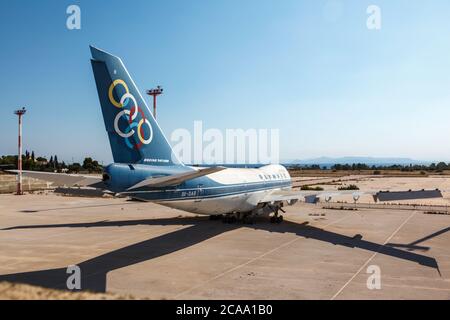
[90,46,182,166]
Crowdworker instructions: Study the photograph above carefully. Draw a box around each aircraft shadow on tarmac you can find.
[0,217,441,293]
[385,226,450,252]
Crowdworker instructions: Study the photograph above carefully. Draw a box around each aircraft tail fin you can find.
[90,46,181,166]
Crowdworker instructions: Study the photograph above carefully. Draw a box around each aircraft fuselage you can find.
[104,164,292,215]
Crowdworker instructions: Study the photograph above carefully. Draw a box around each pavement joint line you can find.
[0,227,98,270]
[79,225,200,282]
[330,210,417,300]
[58,222,242,288]
[174,214,352,299]
[1,207,160,244]
[81,225,244,286]
[0,222,198,289]
[380,283,450,292]
[0,219,192,270]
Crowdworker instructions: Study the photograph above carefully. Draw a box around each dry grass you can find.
[0,282,138,300]
[288,169,450,178]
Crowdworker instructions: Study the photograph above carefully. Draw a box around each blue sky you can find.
[1,0,450,164]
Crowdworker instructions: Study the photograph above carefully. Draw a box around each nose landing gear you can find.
[218,204,286,224]
[270,215,284,224]
[222,215,237,224]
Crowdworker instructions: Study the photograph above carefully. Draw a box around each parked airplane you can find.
[9,47,443,223]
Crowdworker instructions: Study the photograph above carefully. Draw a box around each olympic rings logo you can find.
[108,79,153,149]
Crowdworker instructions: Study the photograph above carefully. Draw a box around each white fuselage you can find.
[157,164,292,215]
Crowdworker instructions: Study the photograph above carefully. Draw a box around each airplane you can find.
[7,46,444,224]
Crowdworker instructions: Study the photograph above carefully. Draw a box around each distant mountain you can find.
[290,157,430,167]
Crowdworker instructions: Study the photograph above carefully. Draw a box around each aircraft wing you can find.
[260,189,443,204]
[126,166,226,190]
[6,170,105,188]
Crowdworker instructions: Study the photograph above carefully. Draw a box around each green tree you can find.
[68,163,81,173]
[83,157,94,172]
[436,162,448,172]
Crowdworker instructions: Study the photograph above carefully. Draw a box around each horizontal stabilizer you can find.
[127,166,226,190]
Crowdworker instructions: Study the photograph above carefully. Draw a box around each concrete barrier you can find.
[54,187,106,198]
[0,175,52,194]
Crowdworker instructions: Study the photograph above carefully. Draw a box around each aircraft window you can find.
[259,174,263,180]
[272,174,276,179]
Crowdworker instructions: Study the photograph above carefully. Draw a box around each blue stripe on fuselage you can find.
[105,163,291,202]
[123,180,292,202]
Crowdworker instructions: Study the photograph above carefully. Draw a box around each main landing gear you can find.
[209,214,223,221]
[270,215,284,224]
[269,206,286,224]
[220,213,254,224]
[217,204,287,224]
[222,215,237,224]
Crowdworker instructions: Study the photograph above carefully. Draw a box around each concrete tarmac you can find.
[0,193,449,299]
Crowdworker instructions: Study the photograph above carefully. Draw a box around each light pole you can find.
[146,86,163,119]
[14,107,27,195]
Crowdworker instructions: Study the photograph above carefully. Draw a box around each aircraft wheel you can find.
[270,216,277,224]
[222,215,236,224]
[243,216,254,225]
[277,215,284,223]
